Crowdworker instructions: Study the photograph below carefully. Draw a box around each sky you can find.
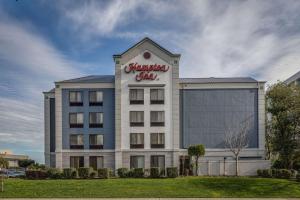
[0,0,300,163]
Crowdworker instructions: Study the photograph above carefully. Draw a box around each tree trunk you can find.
[195,157,199,176]
[235,156,239,176]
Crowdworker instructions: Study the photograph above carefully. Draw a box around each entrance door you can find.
[179,156,191,176]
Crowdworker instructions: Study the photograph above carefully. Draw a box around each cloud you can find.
[0,10,85,161]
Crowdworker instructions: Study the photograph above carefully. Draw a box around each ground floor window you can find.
[70,156,84,168]
[150,155,165,169]
[130,156,144,169]
[89,156,104,170]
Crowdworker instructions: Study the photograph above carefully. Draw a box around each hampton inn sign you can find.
[44,37,270,176]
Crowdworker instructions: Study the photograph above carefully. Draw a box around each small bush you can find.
[25,170,48,179]
[98,168,109,179]
[150,167,160,178]
[133,168,144,178]
[127,170,134,178]
[262,169,272,178]
[89,171,97,178]
[117,168,128,178]
[144,169,150,177]
[47,168,63,179]
[296,174,300,182]
[279,169,292,179]
[78,167,90,179]
[271,169,278,178]
[257,169,262,177]
[63,168,77,179]
[166,167,178,178]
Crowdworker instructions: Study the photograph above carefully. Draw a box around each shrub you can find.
[98,168,109,179]
[150,167,160,178]
[89,171,97,178]
[78,167,90,179]
[133,168,144,178]
[63,168,77,179]
[279,169,292,179]
[47,168,63,179]
[166,167,178,178]
[272,160,284,169]
[296,174,300,182]
[25,170,48,179]
[144,169,150,177]
[117,168,128,178]
[257,169,262,177]
[262,169,272,178]
[127,170,134,178]
[271,169,278,178]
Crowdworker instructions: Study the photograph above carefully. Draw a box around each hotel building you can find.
[44,38,269,175]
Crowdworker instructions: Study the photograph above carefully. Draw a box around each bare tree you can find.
[225,118,250,176]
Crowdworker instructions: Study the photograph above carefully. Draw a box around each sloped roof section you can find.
[180,77,259,83]
[113,37,180,58]
[285,70,300,84]
[56,75,115,83]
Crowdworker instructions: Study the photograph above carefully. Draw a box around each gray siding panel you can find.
[180,89,258,149]
[61,88,115,149]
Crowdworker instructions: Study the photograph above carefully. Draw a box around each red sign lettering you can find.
[124,63,169,81]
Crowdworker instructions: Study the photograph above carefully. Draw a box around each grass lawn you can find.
[0,176,300,198]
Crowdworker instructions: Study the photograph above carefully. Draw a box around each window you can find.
[150,111,165,126]
[69,91,83,106]
[130,111,144,126]
[130,133,144,149]
[89,134,103,149]
[89,112,103,128]
[89,156,103,170]
[150,89,164,104]
[69,134,84,149]
[129,89,144,104]
[89,91,103,106]
[151,133,165,148]
[69,113,84,128]
[70,156,84,168]
[130,156,144,169]
[150,155,165,170]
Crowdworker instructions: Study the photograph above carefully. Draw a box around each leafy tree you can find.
[0,156,8,192]
[188,144,205,176]
[18,159,35,168]
[266,82,300,169]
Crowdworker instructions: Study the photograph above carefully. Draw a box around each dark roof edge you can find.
[113,37,181,58]
[284,70,300,84]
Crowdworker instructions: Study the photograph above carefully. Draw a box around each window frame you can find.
[69,134,84,149]
[150,155,165,171]
[129,89,144,105]
[70,156,84,168]
[89,112,103,128]
[150,133,165,148]
[130,156,145,169]
[150,111,165,126]
[130,133,144,149]
[69,91,83,106]
[89,134,104,149]
[89,91,103,106]
[150,89,164,104]
[69,112,84,128]
[89,156,104,170]
[130,111,144,127]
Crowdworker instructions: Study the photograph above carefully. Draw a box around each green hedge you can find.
[89,171,97,178]
[150,167,160,178]
[63,168,77,179]
[257,168,293,179]
[25,170,48,179]
[117,168,129,178]
[98,168,110,179]
[46,168,63,179]
[166,167,178,178]
[133,168,144,178]
[78,168,90,179]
